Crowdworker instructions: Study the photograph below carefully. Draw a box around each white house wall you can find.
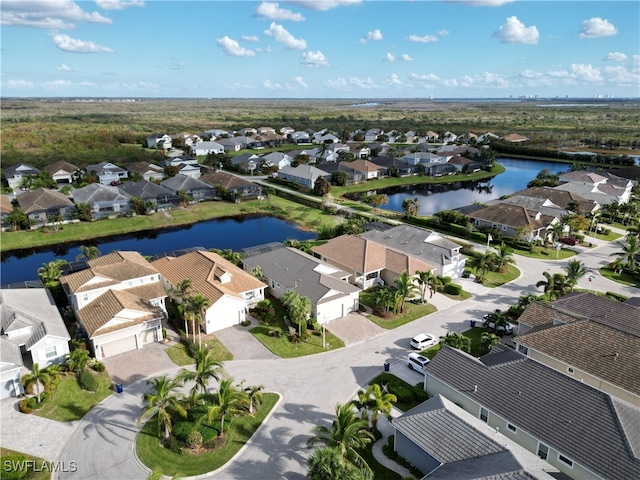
[29,336,70,368]
[0,367,23,399]
[92,318,162,360]
[316,292,359,323]
[72,273,162,310]
[204,295,246,333]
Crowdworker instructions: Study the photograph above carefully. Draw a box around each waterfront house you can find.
[447,155,481,173]
[0,288,71,399]
[316,162,364,185]
[152,249,266,333]
[117,180,181,210]
[71,183,130,219]
[369,156,417,176]
[85,161,129,185]
[200,171,263,199]
[3,163,40,191]
[161,174,215,202]
[348,159,385,180]
[43,161,78,184]
[59,251,167,360]
[470,203,559,242]
[276,165,331,189]
[15,188,76,226]
[507,186,599,215]
[555,170,634,204]
[127,161,165,182]
[241,244,360,323]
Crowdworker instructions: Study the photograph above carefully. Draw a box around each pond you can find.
[1,214,316,285]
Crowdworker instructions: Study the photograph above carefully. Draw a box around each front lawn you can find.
[599,267,639,287]
[0,448,51,480]
[469,264,520,288]
[368,373,428,412]
[35,371,112,422]
[250,324,345,357]
[512,246,576,259]
[165,338,233,366]
[364,301,437,330]
[136,393,279,477]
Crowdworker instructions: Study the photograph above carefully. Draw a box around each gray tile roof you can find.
[0,337,23,369]
[161,174,212,192]
[16,188,75,214]
[3,163,40,178]
[71,183,129,203]
[425,345,640,480]
[117,180,174,199]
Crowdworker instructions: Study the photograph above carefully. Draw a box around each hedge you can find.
[78,371,97,392]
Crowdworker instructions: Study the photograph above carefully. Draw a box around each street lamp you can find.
[486,233,493,250]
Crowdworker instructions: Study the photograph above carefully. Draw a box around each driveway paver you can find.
[102,341,177,385]
[325,313,386,345]
[213,317,278,360]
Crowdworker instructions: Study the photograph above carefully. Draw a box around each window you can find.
[507,423,517,433]
[537,443,549,460]
[517,344,529,355]
[567,367,574,374]
[82,293,89,302]
[558,453,574,468]
[45,346,57,359]
[480,407,488,423]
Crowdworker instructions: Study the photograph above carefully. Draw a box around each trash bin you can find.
[470,320,476,328]
[116,383,123,393]
[384,362,390,372]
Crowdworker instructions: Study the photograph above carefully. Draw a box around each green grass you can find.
[364,301,437,330]
[136,393,279,477]
[0,448,51,480]
[422,327,491,359]
[368,373,426,412]
[166,338,234,366]
[357,441,402,480]
[599,267,639,287]
[250,324,345,357]
[35,371,112,422]
[512,246,577,259]
[470,264,520,288]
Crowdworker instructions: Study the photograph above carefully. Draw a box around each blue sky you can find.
[1,0,638,98]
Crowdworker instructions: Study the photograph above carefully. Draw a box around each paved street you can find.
[2,227,636,480]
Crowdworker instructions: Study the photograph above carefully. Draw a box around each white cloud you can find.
[400,54,413,62]
[5,79,34,89]
[358,29,382,44]
[301,50,329,68]
[493,16,539,44]
[387,73,406,87]
[291,76,308,88]
[410,73,441,82]
[384,53,395,63]
[408,34,438,43]
[458,72,509,88]
[57,63,76,71]
[445,0,514,5]
[0,0,112,29]
[264,22,306,49]
[570,63,603,82]
[216,36,257,57]
[51,33,114,53]
[95,0,144,10]
[241,35,259,42]
[264,79,284,90]
[167,62,185,70]
[438,29,449,37]
[324,76,376,90]
[255,2,305,21]
[579,17,617,38]
[605,52,627,62]
[385,53,412,62]
[287,0,361,11]
[603,66,639,84]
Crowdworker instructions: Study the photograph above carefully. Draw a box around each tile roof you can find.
[161,174,212,192]
[43,160,78,175]
[117,180,174,199]
[152,250,266,305]
[348,159,383,174]
[470,203,556,229]
[516,301,578,330]
[425,345,640,480]
[77,289,164,337]
[16,188,75,214]
[71,183,129,203]
[200,172,254,189]
[0,337,23,370]
[559,171,608,184]
[513,186,597,213]
[0,195,13,215]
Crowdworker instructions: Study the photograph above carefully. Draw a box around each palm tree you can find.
[564,259,588,290]
[185,294,211,347]
[307,446,365,480]
[480,332,501,354]
[37,259,68,289]
[243,383,264,415]
[364,383,396,432]
[21,363,49,404]
[439,332,472,353]
[307,403,375,477]
[393,271,417,314]
[137,375,187,440]
[467,251,496,282]
[536,271,571,301]
[66,348,90,373]
[372,287,395,314]
[205,378,248,436]
[415,270,436,304]
[178,347,223,404]
[76,245,101,261]
[610,234,639,274]
[171,279,193,334]
[350,389,372,424]
[494,243,515,273]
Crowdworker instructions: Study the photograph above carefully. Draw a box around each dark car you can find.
[560,237,579,246]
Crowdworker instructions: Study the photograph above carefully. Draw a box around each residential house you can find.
[238,128,257,137]
[470,203,559,242]
[314,132,340,144]
[369,156,417,176]
[0,195,12,228]
[3,163,40,191]
[200,129,230,139]
[502,133,529,143]
[0,288,71,399]
[484,196,571,223]
[350,145,371,159]
[457,132,477,144]
[71,183,130,220]
[508,186,599,215]
[279,126,294,136]
[447,155,481,173]
[192,141,225,156]
[424,131,439,142]
[161,174,215,202]
[348,159,385,180]
[257,127,276,135]
[241,245,360,323]
[15,188,76,226]
[127,161,165,182]
[152,249,266,333]
[476,132,499,143]
[165,156,199,168]
[364,129,382,142]
[170,132,202,148]
[260,152,292,170]
[312,234,435,289]
[291,131,312,145]
[423,344,640,480]
[229,153,260,173]
[216,137,243,152]
[555,170,634,204]
[442,131,458,144]
[276,165,331,189]
[392,395,562,479]
[59,251,167,360]
[360,224,466,279]
[146,133,172,149]
[176,164,202,179]
[43,161,78,184]
[200,172,263,199]
[85,162,129,185]
[117,180,181,210]
[315,162,364,185]
[514,296,640,406]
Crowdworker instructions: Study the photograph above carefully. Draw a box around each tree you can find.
[205,378,248,436]
[251,265,265,281]
[401,197,420,218]
[483,309,509,334]
[480,332,501,354]
[138,375,187,440]
[6,207,31,230]
[314,176,331,196]
[414,270,436,304]
[282,290,312,327]
[393,271,417,314]
[331,170,348,186]
[307,446,364,480]
[307,402,375,477]
[372,287,395,314]
[564,259,587,289]
[73,202,92,222]
[243,383,264,415]
[365,194,388,212]
[494,243,515,273]
[184,294,211,347]
[610,234,639,274]
[66,348,90,373]
[172,278,193,334]
[178,347,223,404]
[363,383,396,432]
[21,363,49,404]
[536,271,571,300]
[439,332,471,353]
[37,259,68,289]
[76,245,101,261]
[466,251,496,282]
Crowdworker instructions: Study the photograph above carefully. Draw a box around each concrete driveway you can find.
[214,317,279,360]
[102,342,177,386]
[326,313,386,345]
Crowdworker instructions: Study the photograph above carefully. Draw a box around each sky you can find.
[1,0,639,99]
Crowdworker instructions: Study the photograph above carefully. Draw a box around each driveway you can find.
[326,313,386,345]
[214,317,279,360]
[102,342,177,386]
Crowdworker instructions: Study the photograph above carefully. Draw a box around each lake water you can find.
[376,157,570,216]
[1,215,316,285]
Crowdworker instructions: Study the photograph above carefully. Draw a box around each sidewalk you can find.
[372,409,412,478]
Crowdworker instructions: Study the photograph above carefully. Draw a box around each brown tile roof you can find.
[151,250,265,304]
[78,289,163,337]
[16,188,75,214]
[518,320,640,396]
[0,195,13,215]
[200,172,253,189]
[471,203,556,229]
[43,160,77,175]
[349,159,383,174]
[385,249,434,276]
[517,302,579,329]
[515,186,596,213]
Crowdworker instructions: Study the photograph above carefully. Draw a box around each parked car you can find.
[560,236,579,246]
[407,352,430,373]
[482,315,515,334]
[410,333,436,350]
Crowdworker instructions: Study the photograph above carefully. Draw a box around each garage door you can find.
[101,335,137,358]
[140,327,157,345]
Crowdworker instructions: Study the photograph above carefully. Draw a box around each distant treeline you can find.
[492,142,636,166]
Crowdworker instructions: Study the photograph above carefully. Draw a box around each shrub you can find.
[172,421,193,441]
[163,436,183,455]
[78,371,97,392]
[186,430,203,450]
[267,328,282,338]
[394,385,414,404]
[1,454,30,479]
[88,358,105,372]
[18,398,33,414]
[443,283,462,295]
[27,397,38,409]
[412,385,428,402]
[605,291,628,302]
